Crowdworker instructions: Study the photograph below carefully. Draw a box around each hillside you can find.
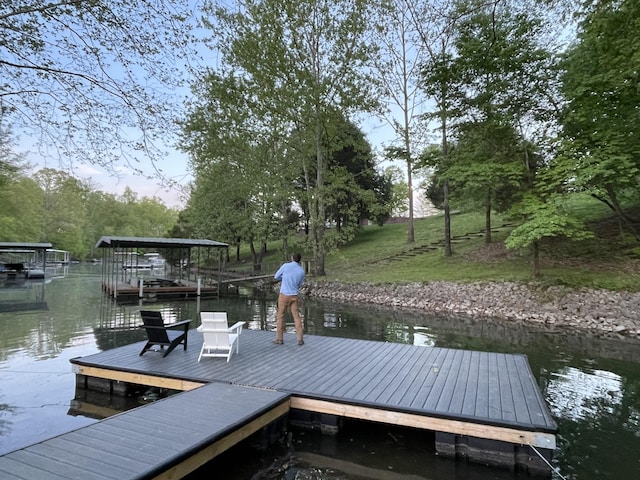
[228,198,640,292]
[319,207,640,292]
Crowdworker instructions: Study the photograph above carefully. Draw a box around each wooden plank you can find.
[475,350,490,419]
[5,450,104,480]
[22,443,125,479]
[63,428,173,465]
[446,349,472,414]
[354,343,416,402]
[46,437,150,473]
[513,355,550,426]
[284,338,360,392]
[389,346,439,407]
[497,355,516,423]
[408,347,451,408]
[290,397,556,449]
[70,329,557,432]
[505,354,533,424]
[426,348,463,412]
[339,343,407,399]
[422,348,462,411]
[0,456,70,480]
[153,400,290,480]
[374,345,434,405]
[461,350,481,417]
[73,364,205,391]
[304,340,390,395]
[0,383,290,480]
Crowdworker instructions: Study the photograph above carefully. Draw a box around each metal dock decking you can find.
[1,329,557,477]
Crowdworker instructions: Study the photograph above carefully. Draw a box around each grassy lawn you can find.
[230,194,640,292]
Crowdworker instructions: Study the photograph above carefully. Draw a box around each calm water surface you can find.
[1,265,639,480]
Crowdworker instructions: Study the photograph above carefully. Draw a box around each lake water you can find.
[1,264,639,479]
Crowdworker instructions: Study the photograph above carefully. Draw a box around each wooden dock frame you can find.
[68,330,557,477]
[0,382,291,480]
[72,367,555,476]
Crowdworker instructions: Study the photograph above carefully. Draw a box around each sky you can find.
[23,143,191,209]
[21,120,400,211]
[20,103,404,211]
[11,1,417,212]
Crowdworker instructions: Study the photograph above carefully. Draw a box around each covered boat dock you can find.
[0,242,53,280]
[96,236,229,300]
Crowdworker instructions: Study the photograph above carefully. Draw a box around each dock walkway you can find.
[1,329,557,477]
[70,330,556,444]
[0,382,289,480]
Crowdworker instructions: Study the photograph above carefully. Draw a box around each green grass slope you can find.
[232,196,640,292]
[321,208,640,292]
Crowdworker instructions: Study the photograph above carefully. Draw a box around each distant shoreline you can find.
[304,280,640,338]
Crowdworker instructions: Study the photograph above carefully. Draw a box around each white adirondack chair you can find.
[197,312,245,362]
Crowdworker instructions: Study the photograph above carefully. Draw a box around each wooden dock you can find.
[0,382,290,480]
[101,274,273,299]
[2,330,558,477]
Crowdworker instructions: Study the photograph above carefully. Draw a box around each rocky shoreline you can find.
[303,280,640,338]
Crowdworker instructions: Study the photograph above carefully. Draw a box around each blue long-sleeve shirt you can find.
[274,261,305,295]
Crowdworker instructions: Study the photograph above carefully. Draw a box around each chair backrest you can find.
[200,312,231,348]
[200,311,228,326]
[140,310,169,343]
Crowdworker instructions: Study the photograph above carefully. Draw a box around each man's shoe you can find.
[272,339,283,345]
[298,340,304,346]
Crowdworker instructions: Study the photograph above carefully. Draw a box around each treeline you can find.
[2,1,638,278]
[177,0,640,277]
[0,166,178,260]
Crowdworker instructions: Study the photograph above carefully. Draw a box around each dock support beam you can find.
[435,432,553,476]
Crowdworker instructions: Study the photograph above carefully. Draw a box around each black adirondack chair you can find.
[139,310,191,357]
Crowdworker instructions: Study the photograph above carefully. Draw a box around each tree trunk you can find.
[592,190,640,242]
[485,194,492,244]
[405,106,414,244]
[312,117,326,276]
[532,240,540,277]
[443,180,451,257]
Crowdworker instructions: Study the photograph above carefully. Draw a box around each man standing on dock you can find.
[273,253,305,346]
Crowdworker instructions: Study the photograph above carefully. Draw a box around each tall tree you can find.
[558,0,640,241]
[206,0,376,275]
[1,1,199,175]
[295,116,392,234]
[0,177,44,242]
[372,0,431,243]
[445,3,556,245]
[181,70,295,269]
[33,169,90,257]
[0,120,25,188]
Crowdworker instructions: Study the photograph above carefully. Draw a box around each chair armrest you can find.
[165,319,191,330]
[228,321,245,333]
[196,322,244,334]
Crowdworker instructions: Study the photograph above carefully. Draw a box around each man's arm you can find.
[274,264,284,281]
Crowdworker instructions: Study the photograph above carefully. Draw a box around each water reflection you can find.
[0,278,47,313]
[2,266,640,479]
[413,327,438,347]
[547,367,623,421]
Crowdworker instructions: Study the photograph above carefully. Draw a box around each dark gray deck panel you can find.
[0,383,289,480]
[70,329,556,432]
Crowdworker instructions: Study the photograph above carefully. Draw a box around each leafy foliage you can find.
[558,0,640,238]
[0,166,178,258]
[1,1,199,174]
